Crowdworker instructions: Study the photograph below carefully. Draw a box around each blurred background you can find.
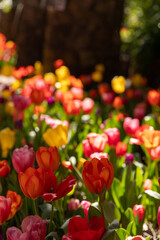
[0,0,160,87]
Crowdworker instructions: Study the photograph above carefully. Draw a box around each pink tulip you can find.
[81,98,94,114]
[90,152,109,160]
[12,145,35,173]
[104,128,120,147]
[157,206,160,228]
[133,103,146,120]
[13,95,30,112]
[123,117,140,136]
[68,198,80,211]
[0,196,12,224]
[80,200,91,219]
[7,215,46,240]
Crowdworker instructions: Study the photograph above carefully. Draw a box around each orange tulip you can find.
[36,146,60,172]
[18,167,45,199]
[7,190,23,219]
[139,129,160,149]
[82,156,114,194]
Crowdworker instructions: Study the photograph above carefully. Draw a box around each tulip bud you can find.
[133,204,145,222]
[81,98,94,114]
[115,142,127,157]
[0,160,10,177]
[123,117,140,136]
[68,198,80,211]
[125,153,134,165]
[143,179,152,190]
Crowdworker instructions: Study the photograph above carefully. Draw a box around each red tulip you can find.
[62,216,105,240]
[147,89,160,106]
[133,204,145,222]
[0,160,10,177]
[41,169,76,202]
[82,156,114,194]
[36,146,59,172]
[126,236,145,240]
[0,196,12,224]
[115,141,127,157]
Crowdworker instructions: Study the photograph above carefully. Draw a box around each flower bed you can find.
[0,33,160,240]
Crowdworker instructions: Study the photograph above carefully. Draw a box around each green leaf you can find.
[88,203,102,221]
[111,178,125,212]
[126,221,137,235]
[136,166,143,191]
[144,190,160,200]
[103,201,121,223]
[116,228,129,240]
[101,220,120,240]
[125,208,134,222]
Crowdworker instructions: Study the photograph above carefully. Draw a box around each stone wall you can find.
[0,0,124,80]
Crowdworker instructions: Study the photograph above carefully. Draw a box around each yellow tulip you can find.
[95,64,105,73]
[0,65,13,76]
[1,90,11,99]
[111,76,126,94]
[34,61,43,75]
[44,72,56,85]
[43,124,68,148]
[11,79,22,90]
[5,101,15,115]
[91,71,103,82]
[0,128,15,157]
[55,66,70,81]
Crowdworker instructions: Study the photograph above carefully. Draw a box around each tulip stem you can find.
[25,196,28,217]
[99,189,105,218]
[33,199,39,215]
[49,201,54,233]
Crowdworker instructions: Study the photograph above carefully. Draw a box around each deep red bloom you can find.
[0,160,10,177]
[41,170,76,202]
[62,216,105,240]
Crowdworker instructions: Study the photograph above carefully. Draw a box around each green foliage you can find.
[122,0,160,74]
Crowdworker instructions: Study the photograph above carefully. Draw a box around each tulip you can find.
[101,91,115,105]
[70,87,83,100]
[7,190,23,220]
[0,128,15,157]
[81,98,94,114]
[82,133,107,158]
[157,206,160,228]
[68,198,80,211]
[12,145,35,173]
[143,179,152,191]
[55,66,70,80]
[43,124,68,148]
[41,169,76,202]
[115,142,127,157]
[133,103,146,120]
[112,96,123,109]
[123,117,140,136]
[54,59,64,69]
[104,128,120,147]
[147,89,160,106]
[148,145,160,161]
[80,200,91,219]
[36,146,59,172]
[62,216,105,240]
[139,129,160,149]
[18,167,45,199]
[126,236,145,240]
[0,196,12,224]
[90,152,109,160]
[63,99,81,115]
[133,204,145,222]
[30,88,45,105]
[7,215,46,240]
[111,76,126,94]
[125,153,134,165]
[0,160,10,177]
[82,156,114,194]
[12,95,30,111]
